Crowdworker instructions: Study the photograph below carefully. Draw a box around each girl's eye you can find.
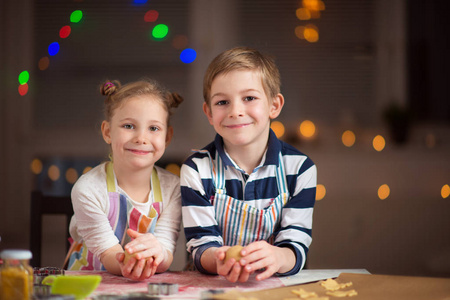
[244,96,256,101]
[149,126,160,132]
[123,124,134,129]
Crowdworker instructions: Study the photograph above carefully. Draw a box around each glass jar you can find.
[0,249,33,300]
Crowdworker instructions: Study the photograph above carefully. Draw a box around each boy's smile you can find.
[204,69,283,153]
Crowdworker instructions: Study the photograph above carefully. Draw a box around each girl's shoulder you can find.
[154,165,180,184]
[73,162,108,190]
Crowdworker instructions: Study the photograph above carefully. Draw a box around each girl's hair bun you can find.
[100,80,121,96]
[170,92,184,108]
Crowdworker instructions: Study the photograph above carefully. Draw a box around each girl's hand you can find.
[117,229,167,280]
[215,246,253,283]
[239,240,295,281]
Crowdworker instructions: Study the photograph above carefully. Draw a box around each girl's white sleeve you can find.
[69,165,120,259]
[153,167,181,255]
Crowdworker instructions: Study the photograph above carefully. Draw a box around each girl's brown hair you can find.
[100,78,183,124]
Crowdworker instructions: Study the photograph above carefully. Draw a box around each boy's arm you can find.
[180,160,223,273]
[274,160,317,275]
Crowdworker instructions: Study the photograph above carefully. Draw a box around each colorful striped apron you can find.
[66,162,162,270]
[200,150,289,246]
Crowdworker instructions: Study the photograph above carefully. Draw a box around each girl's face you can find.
[101,95,172,172]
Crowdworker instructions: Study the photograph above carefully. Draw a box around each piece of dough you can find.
[320,278,353,291]
[225,245,243,263]
[123,251,137,265]
[326,290,358,297]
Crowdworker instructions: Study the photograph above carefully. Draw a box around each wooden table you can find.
[68,269,370,299]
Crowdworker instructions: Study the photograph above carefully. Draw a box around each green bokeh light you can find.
[18,71,30,85]
[152,24,169,39]
[70,10,83,23]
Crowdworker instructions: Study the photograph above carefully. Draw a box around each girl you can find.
[67,79,183,281]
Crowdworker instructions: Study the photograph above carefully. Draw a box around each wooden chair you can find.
[29,191,74,268]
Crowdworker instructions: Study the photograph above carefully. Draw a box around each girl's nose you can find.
[134,130,148,144]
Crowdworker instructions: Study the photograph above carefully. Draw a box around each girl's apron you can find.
[66,163,162,270]
[200,150,290,246]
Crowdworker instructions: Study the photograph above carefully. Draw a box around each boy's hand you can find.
[215,246,253,283]
[117,228,167,280]
[239,240,295,281]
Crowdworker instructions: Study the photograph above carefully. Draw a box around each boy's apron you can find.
[200,150,289,246]
[66,162,162,270]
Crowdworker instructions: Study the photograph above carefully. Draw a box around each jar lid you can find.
[0,249,33,260]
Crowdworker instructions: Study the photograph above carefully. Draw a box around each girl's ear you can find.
[203,102,214,125]
[269,93,285,119]
[165,126,174,147]
[101,120,112,144]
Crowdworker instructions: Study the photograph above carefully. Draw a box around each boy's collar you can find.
[213,129,281,168]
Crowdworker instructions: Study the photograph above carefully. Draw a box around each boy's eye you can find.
[244,96,256,101]
[123,124,134,129]
[215,100,228,106]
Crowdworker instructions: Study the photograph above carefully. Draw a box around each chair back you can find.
[29,191,74,268]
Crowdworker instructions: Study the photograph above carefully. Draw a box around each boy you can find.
[181,47,317,282]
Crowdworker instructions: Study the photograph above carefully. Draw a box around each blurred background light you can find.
[180,48,197,64]
[296,8,311,20]
[299,120,316,138]
[373,135,386,151]
[65,168,78,184]
[48,165,60,181]
[82,166,92,174]
[316,184,326,200]
[133,0,148,4]
[38,57,50,71]
[48,42,60,56]
[30,159,43,175]
[18,83,29,96]
[165,163,181,176]
[70,10,83,23]
[425,133,436,149]
[378,184,390,200]
[270,120,285,138]
[172,35,188,50]
[342,130,356,147]
[59,25,71,38]
[442,184,450,199]
[18,70,29,84]
[144,10,159,22]
[304,24,319,42]
[152,24,169,39]
[295,26,306,39]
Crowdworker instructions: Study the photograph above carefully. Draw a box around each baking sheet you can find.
[214,273,450,300]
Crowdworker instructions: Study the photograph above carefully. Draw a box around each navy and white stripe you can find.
[181,129,316,275]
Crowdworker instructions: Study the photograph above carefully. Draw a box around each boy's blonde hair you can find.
[203,47,281,105]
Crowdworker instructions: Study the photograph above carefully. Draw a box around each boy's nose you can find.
[228,101,244,118]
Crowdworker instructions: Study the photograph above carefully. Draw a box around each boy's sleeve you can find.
[274,156,317,276]
[180,156,223,272]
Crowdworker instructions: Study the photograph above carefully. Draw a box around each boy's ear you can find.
[269,93,284,119]
[165,126,174,147]
[101,120,112,144]
[203,102,214,125]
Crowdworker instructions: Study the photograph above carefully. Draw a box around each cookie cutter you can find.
[147,282,179,295]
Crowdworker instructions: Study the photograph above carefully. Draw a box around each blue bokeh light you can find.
[133,0,148,4]
[180,48,197,64]
[48,42,60,56]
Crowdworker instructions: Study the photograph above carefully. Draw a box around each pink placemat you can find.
[67,270,285,298]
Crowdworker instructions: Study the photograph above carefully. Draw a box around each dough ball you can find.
[123,251,137,265]
[225,245,243,263]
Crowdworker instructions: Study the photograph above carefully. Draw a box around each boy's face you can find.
[203,69,283,150]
